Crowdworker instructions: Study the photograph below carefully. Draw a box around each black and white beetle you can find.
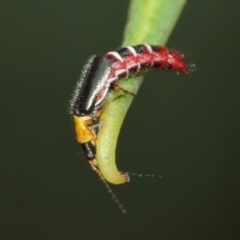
[70,44,189,212]
[70,44,188,153]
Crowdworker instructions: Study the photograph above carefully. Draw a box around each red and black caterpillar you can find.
[95,44,188,105]
[107,44,187,79]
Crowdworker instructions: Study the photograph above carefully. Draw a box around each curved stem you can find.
[96,0,187,184]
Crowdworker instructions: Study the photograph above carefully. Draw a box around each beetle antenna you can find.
[90,162,127,213]
[122,172,162,178]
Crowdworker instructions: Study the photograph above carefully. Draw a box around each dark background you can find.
[1,0,240,239]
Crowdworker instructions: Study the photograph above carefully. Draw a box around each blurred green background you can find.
[1,0,240,239]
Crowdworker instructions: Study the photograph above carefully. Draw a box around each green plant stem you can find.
[96,0,187,184]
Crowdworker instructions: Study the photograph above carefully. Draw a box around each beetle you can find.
[70,44,188,177]
[70,44,189,211]
[70,44,188,146]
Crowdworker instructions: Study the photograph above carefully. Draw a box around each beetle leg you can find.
[111,84,136,97]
